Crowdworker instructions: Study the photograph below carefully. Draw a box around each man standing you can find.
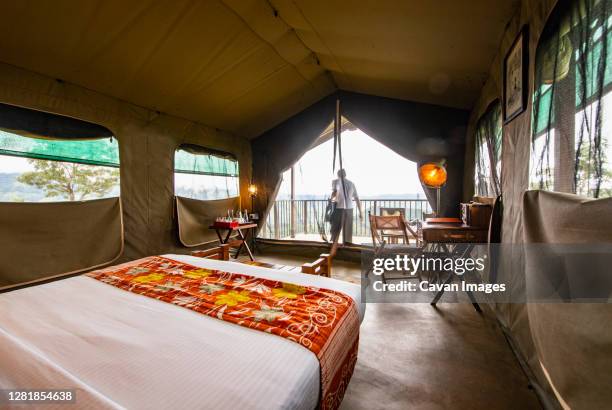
[330,169,362,256]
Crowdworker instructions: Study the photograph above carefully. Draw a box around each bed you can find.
[0,254,364,410]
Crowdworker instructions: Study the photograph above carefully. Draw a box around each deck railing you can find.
[260,198,432,241]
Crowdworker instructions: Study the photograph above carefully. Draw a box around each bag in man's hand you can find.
[324,198,335,222]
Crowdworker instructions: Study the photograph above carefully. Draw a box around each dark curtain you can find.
[474,100,502,197]
[531,0,612,198]
[251,94,336,227]
[0,102,113,140]
[338,91,468,215]
[251,91,469,230]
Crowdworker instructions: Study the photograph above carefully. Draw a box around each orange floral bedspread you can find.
[86,256,359,409]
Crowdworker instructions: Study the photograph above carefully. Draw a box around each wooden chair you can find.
[378,208,421,245]
[368,213,424,281]
[379,208,407,244]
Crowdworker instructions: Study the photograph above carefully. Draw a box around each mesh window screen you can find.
[0,129,119,167]
[531,0,612,198]
[475,100,502,197]
[174,145,239,200]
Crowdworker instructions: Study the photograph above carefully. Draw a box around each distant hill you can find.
[0,172,46,202]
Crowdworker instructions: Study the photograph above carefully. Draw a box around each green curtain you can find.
[532,0,612,197]
[474,100,502,197]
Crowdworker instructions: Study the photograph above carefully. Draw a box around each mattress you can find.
[0,255,364,410]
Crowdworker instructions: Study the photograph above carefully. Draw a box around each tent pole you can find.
[290,165,296,238]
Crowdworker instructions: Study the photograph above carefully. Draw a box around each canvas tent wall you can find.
[0,61,251,286]
[464,0,612,408]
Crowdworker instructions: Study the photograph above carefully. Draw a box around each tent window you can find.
[0,105,119,202]
[531,0,612,197]
[474,100,502,197]
[174,145,239,200]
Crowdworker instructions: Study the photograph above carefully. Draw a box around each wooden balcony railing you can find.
[260,198,431,242]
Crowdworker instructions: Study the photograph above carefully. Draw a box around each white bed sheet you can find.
[0,255,364,410]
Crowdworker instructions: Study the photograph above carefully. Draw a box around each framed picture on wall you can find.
[503,25,529,124]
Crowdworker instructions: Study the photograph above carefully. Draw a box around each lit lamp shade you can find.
[248,184,258,196]
[418,163,447,188]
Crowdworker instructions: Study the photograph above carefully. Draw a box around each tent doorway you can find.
[259,120,432,244]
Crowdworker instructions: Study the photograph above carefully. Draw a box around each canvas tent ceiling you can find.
[0,0,518,138]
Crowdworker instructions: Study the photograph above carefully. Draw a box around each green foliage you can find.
[17,160,119,201]
[575,138,612,198]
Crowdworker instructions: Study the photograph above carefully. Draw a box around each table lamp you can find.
[248,183,258,213]
[418,162,447,216]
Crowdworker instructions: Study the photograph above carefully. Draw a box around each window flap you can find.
[0,103,112,140]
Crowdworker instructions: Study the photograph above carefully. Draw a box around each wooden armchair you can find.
[372,211,420,246]
[379,208,406,244]
[379,208,423,243]
[368,213,423,280]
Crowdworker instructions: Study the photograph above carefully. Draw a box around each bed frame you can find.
[300,254,332,277]
[191,244,231,260]
[191,245,332,277]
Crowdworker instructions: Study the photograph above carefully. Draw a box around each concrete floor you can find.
[249,251,542,410]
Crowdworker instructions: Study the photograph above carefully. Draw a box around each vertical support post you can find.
[303,200,308,235]
[274,202,279,239]
[290,166,296,238]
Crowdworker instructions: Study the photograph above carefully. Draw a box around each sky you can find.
[278,127,426,199]
[0,156,34,172]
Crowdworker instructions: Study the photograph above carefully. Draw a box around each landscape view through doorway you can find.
[260,124,432,244]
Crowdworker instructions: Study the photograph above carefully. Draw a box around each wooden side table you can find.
[209,223,257,261]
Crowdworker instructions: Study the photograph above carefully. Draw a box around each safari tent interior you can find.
[0,0,611,409]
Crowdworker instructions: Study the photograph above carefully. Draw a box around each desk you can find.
[421,222,488,244]
[421,222,488,312]
[209,223,257,261]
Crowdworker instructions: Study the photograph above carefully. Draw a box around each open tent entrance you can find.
[259,118,431,244]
